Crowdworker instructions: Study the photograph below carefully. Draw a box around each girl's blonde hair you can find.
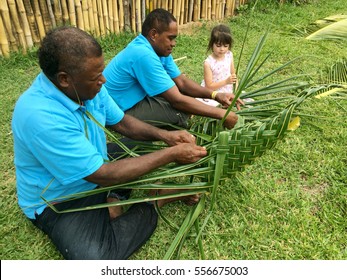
[207,24,234,52]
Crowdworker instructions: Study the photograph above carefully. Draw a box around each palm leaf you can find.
[315,58,347,99]
[290,14,347,41]
[306,18,347,41]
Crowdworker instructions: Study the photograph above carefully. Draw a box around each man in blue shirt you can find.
[104,8,243,129]
[12,26,207,259]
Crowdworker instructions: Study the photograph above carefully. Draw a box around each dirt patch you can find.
[302,182,329,197]
[178,21,204,35]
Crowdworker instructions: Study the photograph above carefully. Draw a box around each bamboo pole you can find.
[112,0,120,33]
[32,0,46,40]
[208,0,212,20]
[1,0,18,51]
[67,0,76,26]
[183,0,188,24]
[197,0,201,21]
[171,0,176,20]
[131,0,136,33]
[101,0,109,34]
[87,0,95,32]
[16,0,33,47]
[38,0,53,32]
[211,0,216,20]
[81,0,90,31]
[148,0,152,12]
[46,0,56,28]
[118,0,124,32]
[60,0,69,24]
[200,0,206,19]
[107,0,114,33]
[162,0,168,10]
[188,0,193,22]
[221,0,225,19]
[74,0,84,29]
[222,0,226,19]
[230,0,236,17]
[123,0,131,32]
[193,0,199,21]
[52,0,62,26]
[92,0,100,36]
[0,9,10,57]
[225,0,231,17]
[97,0,105,35]
[7,0,27,53]
[23,0,40,44]
[135,0,141,33]
[175,0,182,24]
[141,0,145,25]
[168,0,173,14]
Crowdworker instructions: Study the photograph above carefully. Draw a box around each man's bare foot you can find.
[150,189,200,207]
[107,197,123,220]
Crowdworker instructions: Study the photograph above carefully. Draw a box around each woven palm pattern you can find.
[223,106,293,176]
[200,89,313,181]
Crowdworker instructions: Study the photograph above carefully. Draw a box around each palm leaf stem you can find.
[243,82,310,98]
[219,32,270,130]
[195,220,206,260]
[85,111,139,157]
[163,196,206,260]
[235,22,250,75]
[245,58,310,89]
[43,189,209,214]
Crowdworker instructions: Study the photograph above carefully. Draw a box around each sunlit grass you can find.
[1,0,346,260]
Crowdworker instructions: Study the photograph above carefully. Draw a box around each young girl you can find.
[199,24,238,107]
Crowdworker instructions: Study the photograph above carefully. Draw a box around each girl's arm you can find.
[203,61,234,91]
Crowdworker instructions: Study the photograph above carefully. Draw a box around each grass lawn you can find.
[0,0,346,260]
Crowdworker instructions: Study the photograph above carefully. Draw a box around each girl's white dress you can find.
[198,50,234,107]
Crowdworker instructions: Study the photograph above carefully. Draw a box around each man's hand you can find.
[222,112,238,129]
[173,143,207,164]
[163,130,196,147]
[215,92,244,110]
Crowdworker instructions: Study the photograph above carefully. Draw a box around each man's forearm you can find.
[111,114,169,142]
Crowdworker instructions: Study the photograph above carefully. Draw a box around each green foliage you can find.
[1,0,346,260]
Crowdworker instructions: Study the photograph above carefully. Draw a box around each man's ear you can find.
[148,29,158,41]
[56,71,70,88]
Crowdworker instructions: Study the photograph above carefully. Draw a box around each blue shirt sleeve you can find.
[132,53,177,97]
[161,55,181,79]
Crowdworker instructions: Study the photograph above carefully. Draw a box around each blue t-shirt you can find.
[103,34,181,111]
[11,72,124,219]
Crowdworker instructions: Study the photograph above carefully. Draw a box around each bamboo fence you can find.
[0,0,247,57]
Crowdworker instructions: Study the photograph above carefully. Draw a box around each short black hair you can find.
[38,26,102,80]
[141,8,177,36]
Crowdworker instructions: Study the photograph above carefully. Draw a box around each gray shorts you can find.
[125,96,190,129]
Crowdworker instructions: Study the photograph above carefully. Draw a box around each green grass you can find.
[1,0,346,260]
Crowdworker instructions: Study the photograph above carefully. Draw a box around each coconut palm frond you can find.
[325,58,347,85]
[315,58,347,99]
[306,18,347,41]
[290,15,347,40]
